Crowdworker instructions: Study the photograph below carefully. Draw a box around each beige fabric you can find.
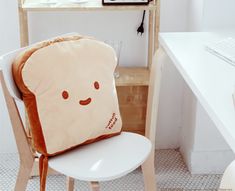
[21,39,122,154]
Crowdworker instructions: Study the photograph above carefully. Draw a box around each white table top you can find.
[159,32,235,153]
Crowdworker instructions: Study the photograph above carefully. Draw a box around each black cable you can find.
[137,10,146,36]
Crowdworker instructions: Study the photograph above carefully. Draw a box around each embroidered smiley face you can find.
[62,81,100,106]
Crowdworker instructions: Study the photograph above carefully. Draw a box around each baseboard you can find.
[184,149,235,174]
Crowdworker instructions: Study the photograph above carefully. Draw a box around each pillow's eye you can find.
[94,81,100,90]
[62,90,69,99]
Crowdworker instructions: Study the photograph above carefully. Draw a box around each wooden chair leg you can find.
[66,177,74,191]
[141,151,157,191]
[90,181,100,191]
[15,161,34,191]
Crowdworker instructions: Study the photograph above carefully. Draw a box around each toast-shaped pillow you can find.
[12,35,122,191]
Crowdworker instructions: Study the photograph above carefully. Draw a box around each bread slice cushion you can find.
[13,36,122,156]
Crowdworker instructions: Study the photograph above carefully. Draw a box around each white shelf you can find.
[22,0,157,11]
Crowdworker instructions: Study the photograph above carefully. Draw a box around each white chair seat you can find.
[220,160,235,190]
[48,132,151,181]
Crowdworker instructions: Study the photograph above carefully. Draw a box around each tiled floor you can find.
[0,150,222,191]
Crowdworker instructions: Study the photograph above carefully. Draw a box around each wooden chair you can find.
[0,40,159,191]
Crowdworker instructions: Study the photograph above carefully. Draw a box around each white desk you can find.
[158,32,235,153]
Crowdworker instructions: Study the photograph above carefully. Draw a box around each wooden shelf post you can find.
[18,0,29,47]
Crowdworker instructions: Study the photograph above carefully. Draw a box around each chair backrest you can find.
[0,48,25,101]
[0,33,79,101]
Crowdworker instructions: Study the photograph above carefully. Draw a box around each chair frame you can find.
[0,71,34,191]
[0,46,162,191]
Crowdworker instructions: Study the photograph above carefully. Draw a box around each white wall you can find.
[0,0,20,54]
[160,0,189,32]
[0,0,20,153]
[155,0,189,149]
[187,0,204,31]
[203,0,235,31]
[155,58,184,149]
[180,83,235,174]
[0,0,189,153]
[28,11,148,67]
[188,0,235,31]
[190,103,235,174]
[179,83,197,166]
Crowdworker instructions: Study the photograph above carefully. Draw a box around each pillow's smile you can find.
[79,97,92,106]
